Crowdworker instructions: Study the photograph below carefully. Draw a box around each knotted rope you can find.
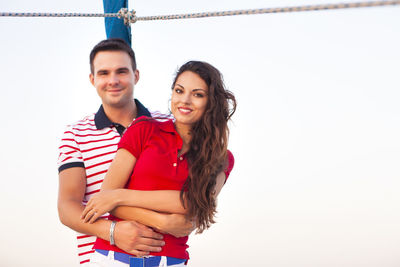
[1,0,399,25]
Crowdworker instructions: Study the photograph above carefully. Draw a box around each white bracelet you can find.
[109,221,116,246]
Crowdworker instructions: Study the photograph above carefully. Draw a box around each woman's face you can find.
[171,71,209,128]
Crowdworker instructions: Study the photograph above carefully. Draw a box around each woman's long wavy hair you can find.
[172,61,236,233]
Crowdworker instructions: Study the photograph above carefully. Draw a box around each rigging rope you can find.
[1,0,399,25]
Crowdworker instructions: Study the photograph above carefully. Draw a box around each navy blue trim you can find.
[94,99,151,131]
[113,123,126,136]
[135,99,151,118]
[58,162,85,173]
[94,105,112,130]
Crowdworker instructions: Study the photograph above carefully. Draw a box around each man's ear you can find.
[134,69,140,85]
[89,73,95,86]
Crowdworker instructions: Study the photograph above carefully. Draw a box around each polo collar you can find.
[158,119,183,150]
[158,119,177,134]
[94,99,151,130]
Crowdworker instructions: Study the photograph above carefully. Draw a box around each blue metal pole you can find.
[103,0,131,45]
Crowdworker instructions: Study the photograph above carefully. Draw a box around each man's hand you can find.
[160,214,196,238]
[114,221,165,257]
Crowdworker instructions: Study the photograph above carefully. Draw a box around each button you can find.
[173,163,177,167]
[179,156,183,161]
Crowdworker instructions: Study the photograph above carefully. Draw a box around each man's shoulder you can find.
[64,113,96,131]
[149,110,169,118]
[149,110,173,121]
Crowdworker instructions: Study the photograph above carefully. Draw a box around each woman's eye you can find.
[194,93,204,98]
[174,88,183,93]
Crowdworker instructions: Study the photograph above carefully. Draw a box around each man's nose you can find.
[108,73,119,86]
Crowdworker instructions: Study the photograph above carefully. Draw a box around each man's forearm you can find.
[58,199,111,241]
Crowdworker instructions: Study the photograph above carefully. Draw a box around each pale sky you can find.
[0,0,399,266]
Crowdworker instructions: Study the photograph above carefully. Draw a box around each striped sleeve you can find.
[58,124,84,173]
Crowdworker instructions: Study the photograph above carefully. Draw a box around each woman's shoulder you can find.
[128,115,173,131]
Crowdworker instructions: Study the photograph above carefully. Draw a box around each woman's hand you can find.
[81,190,120,223]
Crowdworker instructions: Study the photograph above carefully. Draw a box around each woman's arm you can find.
[82,147,228,222]
[109,169,227,215]
[113,189,186,214]
[83,169,228,223]
[81,148,137,223]
[112,206,195,238]
[101,148,137,189]
[81,148,187,222]
[111,169,227,237]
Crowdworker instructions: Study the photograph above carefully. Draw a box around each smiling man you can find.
[57,39,192,266]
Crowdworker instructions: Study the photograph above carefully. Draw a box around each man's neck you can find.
[103,102,137,128]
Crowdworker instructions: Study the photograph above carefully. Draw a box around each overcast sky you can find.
[0,0,399,266]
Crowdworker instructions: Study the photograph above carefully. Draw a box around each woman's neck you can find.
[174,122,192,155]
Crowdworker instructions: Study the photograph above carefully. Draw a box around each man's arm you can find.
[57,167,164,256]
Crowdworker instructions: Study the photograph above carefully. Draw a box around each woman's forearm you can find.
[112,206,194,237]
[114,189,187,214]
[113,206,166,231]
[113,170,228,214]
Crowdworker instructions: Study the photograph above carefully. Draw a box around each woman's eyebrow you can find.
[192,88,207,92]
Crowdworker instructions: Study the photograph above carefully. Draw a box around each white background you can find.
[0,0,399,266]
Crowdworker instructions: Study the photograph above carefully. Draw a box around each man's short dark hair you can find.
[89,38,136,74]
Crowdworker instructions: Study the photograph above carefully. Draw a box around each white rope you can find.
[135,1,400,23]
[1,0,399,25]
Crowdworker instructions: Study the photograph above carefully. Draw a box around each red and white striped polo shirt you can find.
[58,100,162,265]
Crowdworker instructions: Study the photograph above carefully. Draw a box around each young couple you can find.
[57,38,236,266]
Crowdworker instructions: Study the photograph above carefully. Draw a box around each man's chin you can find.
[104,99,133,109]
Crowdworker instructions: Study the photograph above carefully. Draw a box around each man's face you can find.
[90,50,139,109]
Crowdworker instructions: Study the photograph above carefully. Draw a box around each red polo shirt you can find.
[94,117,234,259]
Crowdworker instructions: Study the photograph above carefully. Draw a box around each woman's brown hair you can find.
[172,61,236,233]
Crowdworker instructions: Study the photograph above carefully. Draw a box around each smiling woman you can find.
[171,71,209,128]
[80,60,237,266]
